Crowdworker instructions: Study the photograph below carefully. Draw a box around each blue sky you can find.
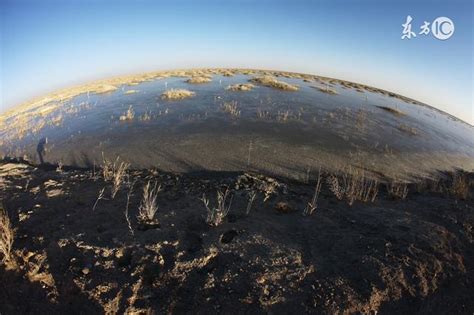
[1,0,472,123]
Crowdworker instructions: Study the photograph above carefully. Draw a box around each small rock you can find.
[184,232,203,253]
[116,248,133,267]
[137,220,160,231]
[221,230,238,244]
[274,202,293,214]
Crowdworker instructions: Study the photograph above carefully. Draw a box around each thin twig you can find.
[125,180,137,236]
[93,187,107,211]
[246,190,257,215]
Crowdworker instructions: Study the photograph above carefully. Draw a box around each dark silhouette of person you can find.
[37,137,47,164]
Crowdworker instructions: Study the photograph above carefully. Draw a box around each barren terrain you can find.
[1,160,473,314]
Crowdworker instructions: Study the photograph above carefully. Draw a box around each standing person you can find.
[37,137,47,164]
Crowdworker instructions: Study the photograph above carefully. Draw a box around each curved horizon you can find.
[1,0,472,124]
[2,67,472,127]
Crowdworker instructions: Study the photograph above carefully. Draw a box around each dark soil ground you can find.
[0,160,473,314]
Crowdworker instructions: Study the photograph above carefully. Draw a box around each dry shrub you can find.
[138,181,161,222]
[241,69,255,75]
[398,124,418,136]
[226,83,254,91]
[186,76,212,84]
[56,160,63,173]
[111,162,130,198]
[326,175,344,200]
[277,110,291,122]
[102,154,130,198]
[161,89,195,100]
[386,182,408,200]
[415,177,441,194]
[250,76,299,91]
[376,106,406,116]
[327,167,378,205]
[0,205,14,265]
[200,188,233,226]
[257,109,271,119]
[119,106,135,121]
[355,109,369,132]
[449,171,470,200]
[415,171,471,200]
[314,85,338,95]
[102,154,117,181]
[221,101,241,117]
[124,90,139,95]
[139,111,152,121]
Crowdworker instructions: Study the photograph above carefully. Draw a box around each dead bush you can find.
[327,167,378,205]
[386,182,408,200]
[138,181,162,222]
[200,188,233,226]
[304,168,322,216]
[0,205,14,265]
[449,171,470,200]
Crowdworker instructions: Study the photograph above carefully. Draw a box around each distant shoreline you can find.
[1,68,470,127]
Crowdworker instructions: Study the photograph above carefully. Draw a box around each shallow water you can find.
[1,73,473,181]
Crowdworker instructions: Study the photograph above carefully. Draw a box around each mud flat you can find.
[1,68,473,183]
[0,160,473,313]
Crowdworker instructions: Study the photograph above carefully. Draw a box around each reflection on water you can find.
[1,73,473,181]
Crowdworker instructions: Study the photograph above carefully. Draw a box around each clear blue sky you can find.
[1,0,472,123]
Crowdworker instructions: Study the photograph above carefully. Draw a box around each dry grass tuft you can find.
[161,89,195,100]
[138,110,154,121]
[226,83,255,91]
[449,172,470,200]
[94,84,119,94]
[111,162,130,199]
[138,181,162,222]
[415,171,471,200]
[56,160,63,173]
[415,177,441,194]
[386,182,408,200]
[327,168,378,205]
[200,188,233,226]
[250,76,299,91]
[221,101,241,117]
[124,90,139,95]
[313,85,338,95]
[186,76,212,84]
[0,205,14,265]
[398,124,418,136]
[102,154,130,198]
[257,109,272,120]
[277,110,291,122]
[139,111,152,121]
[376,106,406,116]
[102,154,117,181]
[304,168,322,216]
[119,106,135,121]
